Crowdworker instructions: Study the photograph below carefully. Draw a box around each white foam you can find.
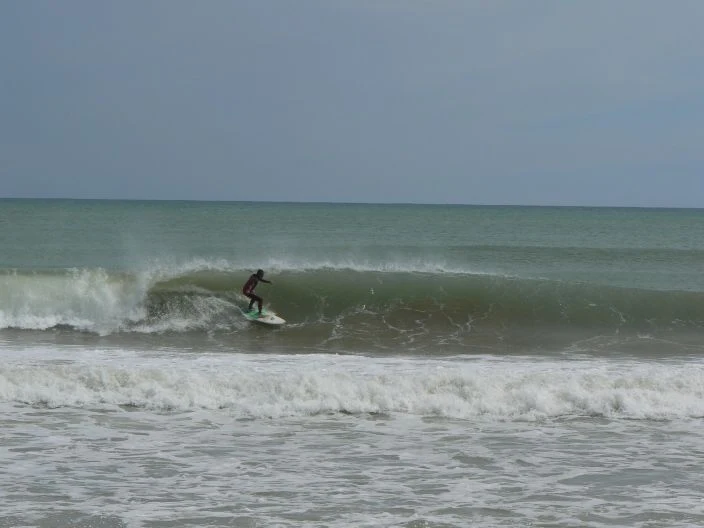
[4,347,704,527]
[0,268,148,334]
[2,349,703,421]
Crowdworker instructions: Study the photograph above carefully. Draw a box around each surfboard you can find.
[243,308,286,326]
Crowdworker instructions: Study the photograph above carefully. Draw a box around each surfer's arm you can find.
[260,279,272,284]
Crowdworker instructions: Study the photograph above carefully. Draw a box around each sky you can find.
[1,1,703,207]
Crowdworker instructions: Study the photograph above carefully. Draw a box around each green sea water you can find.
[2,198,704,353]
[3,198,704,286]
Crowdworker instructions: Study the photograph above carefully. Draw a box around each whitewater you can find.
[3,200,704,527]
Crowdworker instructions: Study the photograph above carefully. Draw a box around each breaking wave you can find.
[2,260,704,352]
[2,352,704,420]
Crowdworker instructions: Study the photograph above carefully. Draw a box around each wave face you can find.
[3,263,704,354]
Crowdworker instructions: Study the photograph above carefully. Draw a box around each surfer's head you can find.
[256,269,264,278]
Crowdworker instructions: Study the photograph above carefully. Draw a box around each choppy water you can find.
[2,200,704,527]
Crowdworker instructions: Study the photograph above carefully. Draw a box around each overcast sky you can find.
[2,1,703,206]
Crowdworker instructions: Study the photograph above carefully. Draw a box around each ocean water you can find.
[2,199,704,527]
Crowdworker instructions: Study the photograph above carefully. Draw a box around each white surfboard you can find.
[243,308,286,326]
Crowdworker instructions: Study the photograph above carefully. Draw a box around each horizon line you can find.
[1,196,702,211]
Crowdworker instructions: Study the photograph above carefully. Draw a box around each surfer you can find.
[242,269,272,316]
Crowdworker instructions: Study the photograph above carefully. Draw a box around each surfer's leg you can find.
[247,293,263,313]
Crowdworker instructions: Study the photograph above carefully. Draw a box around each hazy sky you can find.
[2,1,703,206]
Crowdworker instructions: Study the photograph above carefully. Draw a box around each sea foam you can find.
[2,349,703,421]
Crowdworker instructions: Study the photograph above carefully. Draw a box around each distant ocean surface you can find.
[3,199,704,527]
